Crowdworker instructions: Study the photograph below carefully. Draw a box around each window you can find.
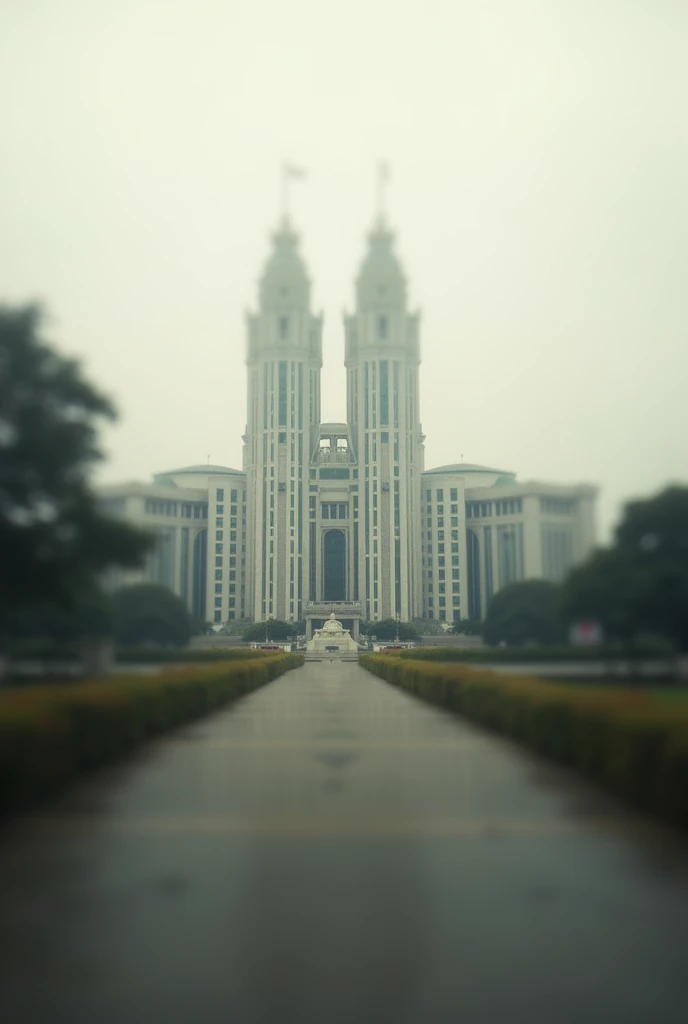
[215,584,222,594]
[217,504,224,515]
[378,315,388,339]
[437,489,444,501]
[216,530,223,541]
[214,597,222,608]
[452,568,459,580]
[216,488,224,501]
[451,516,458,527]
[279,315,289,339]
[278,361,287,426]
[215,569,222,580]
[215,543,223,554]
[214,610,222,624]
[450,488,458,501]
[215,557,222,567]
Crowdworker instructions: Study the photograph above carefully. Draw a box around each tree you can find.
[359,619,420,642]
[452,618,483,636]
[112,584,192,646]
[559,547,637,643]
[483,579,563,647]
[560,486,688,651]
[0,305,151,622]
[242,620,304,642]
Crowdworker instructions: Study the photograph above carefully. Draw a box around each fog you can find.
[2,0,687,541]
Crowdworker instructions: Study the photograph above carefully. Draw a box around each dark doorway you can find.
[324,529,346,600]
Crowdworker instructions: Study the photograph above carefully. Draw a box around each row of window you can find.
[428,567,460,578]
[426,488,460,503]
[494,499,524,516]
[321,503,348,520]
[215,488,241,503]
[145,499,208,519]
[469,498,524,518]
[427,582,460,594]
[541,497,578,516]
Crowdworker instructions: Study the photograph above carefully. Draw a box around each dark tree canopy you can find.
[360,619,420,641]
[0,305,150,617]
[560,486,688,651]
[483,579,563,647]
[112,584,192,647]
[242,620,304,642]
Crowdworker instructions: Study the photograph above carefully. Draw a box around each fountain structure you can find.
[306,612,360,654]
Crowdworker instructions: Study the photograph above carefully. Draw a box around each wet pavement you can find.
[1,660,687,1023]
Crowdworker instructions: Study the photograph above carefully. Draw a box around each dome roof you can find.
[424,463,512,476]
[259,220,310,311]
[153,465,245,487]
[356,219,406,309]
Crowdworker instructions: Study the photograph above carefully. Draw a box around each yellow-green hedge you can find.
[0,653,303,818]
[360,654,688,830]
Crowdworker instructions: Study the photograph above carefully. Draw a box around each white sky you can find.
[2,0,687,541]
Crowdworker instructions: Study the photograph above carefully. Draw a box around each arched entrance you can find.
[323,529,346,601]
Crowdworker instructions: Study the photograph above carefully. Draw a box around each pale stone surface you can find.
[306,612,359,652]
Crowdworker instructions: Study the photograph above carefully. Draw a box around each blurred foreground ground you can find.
[1,661,687,1024]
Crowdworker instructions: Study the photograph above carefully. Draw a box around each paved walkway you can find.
[1,661,687,1023]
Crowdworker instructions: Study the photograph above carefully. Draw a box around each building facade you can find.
[98,216,597,627]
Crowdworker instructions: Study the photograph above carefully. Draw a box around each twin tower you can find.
[242,217,424,628]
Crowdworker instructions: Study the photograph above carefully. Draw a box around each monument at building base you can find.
[306,613,360,653]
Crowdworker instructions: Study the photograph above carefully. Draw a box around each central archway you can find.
[323,529,346,601]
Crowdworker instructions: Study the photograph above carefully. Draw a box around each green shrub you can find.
[398,640,675,663]
[360,654,688,830]
[0,653,303,818]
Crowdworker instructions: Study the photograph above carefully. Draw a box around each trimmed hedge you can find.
[360,654,688,830]
[3,640,271,664]
[398,641,675,663]
[0,653,303,819]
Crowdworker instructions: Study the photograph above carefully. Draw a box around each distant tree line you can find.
[467,486,688,651]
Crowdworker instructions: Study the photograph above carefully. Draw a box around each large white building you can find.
[99,216,597,633]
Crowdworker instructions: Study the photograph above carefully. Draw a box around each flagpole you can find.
[377,161,390,224]
[281,164,288,225]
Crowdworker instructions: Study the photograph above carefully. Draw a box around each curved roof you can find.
[423,463,514,476]
[154,464,245,479]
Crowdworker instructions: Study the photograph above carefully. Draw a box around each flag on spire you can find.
[284,163,307,179]
[281,163,307,222]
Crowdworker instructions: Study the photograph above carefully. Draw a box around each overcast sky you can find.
[2,0,687,541]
